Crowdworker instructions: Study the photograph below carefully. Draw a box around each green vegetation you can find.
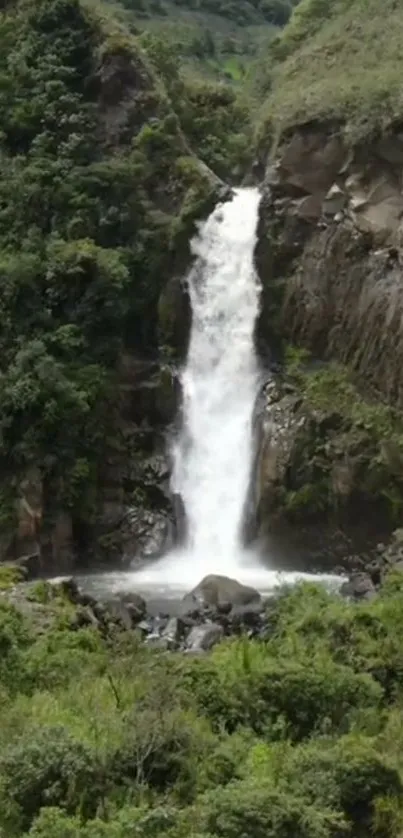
[0,567,25,591]
[280,353,403,523]
[257,0,403,145]
[140,32,252,179]
[111,0,300,84]
[1,577,403,834]
[0,0,222,545]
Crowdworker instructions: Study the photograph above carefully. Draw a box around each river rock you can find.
[119,592,147,618]
[103,594,146,629]
[186,622,224,652]
[340,572,376,601]
[158,616,185,649]
[229,601,264,629]
[182,574,261,610]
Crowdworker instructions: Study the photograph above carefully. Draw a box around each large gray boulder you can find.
[183,574,261,610]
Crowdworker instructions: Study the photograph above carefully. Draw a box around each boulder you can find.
[183,574,261,610]
[230,601,264,629]
[186,622,224,652]
[340,572,376,601]
[161,616,184,649]
[323,184,347,217]
[95,591,147,630]
[278,129,346,196]
[119,591,147,620]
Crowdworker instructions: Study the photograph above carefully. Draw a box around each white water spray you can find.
[121,188,342,596]
[171,187,262,570]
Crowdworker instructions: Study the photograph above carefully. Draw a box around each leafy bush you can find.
[184,639,382,738]
[0,602,29,692]
[195,779,347,838]
[0,726,104,832]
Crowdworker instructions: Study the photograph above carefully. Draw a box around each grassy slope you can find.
[260,0,403,144]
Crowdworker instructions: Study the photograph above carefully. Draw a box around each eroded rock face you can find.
[95,43,175,149]
[0,468,75,579]
[256,124,403,406]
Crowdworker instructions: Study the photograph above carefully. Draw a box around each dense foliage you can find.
[275,352,403,525]
[1,574,403,835]
[0,0,220,537]
[140,32,252,179]
[112,0,301,85]
[120,0,299,27]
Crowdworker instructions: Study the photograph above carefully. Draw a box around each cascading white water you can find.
[100,187,342,597]
[170,187,262,571]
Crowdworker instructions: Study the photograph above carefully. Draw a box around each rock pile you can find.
[42,573,269,652]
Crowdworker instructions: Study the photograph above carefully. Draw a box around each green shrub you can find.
[0,602,29,692]
[184,639,381,739]
[195,779,347,838]
[283,737,403,837]
[0,726,105,832]
[0,566,25,590]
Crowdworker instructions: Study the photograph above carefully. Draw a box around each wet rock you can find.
[230,601,264,629]
[120,508,171,564]
[137,618,153,635]
[71,605,100,630]
[340,572,376,601]
[119,592,147,620]
[159,616,186,649]
[172,493,187,545]
[183,575,261,610]
[57,577,81,604]
[103,595,146,630]
[120,361,179,427]
[145,633,170,650]
[216,600,232,615]
[186,622,224,652]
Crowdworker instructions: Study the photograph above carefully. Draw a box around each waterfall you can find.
[170,187,261,567]
[125,188,341,596]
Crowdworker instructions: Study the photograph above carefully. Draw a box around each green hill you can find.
[258,0,403,146]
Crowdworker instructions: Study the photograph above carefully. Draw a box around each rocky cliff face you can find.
[256,124,403,399]
[254,123,403,555]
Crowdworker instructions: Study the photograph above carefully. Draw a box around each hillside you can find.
[0,0,228,573]
[258,0,403,145]
[108,0,300,83]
